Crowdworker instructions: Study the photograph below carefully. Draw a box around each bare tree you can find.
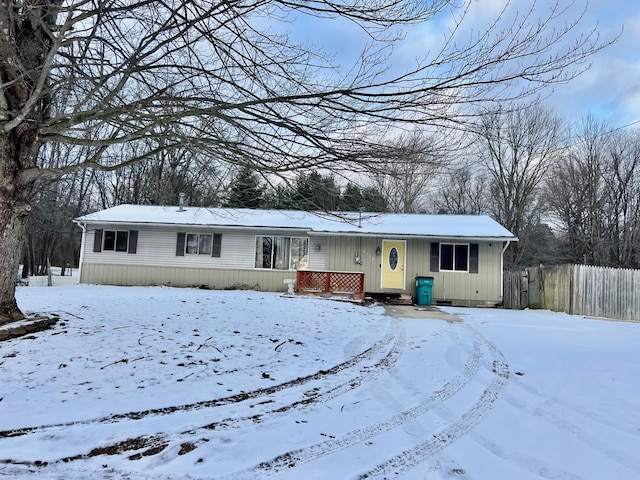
[91,144,225,209]
[602,132,640,268]
[22,138,97,277]
[370,131,452,213]
[431,164,492,215]
[548,118,640,268]
[604,130,640,268]
[473,103,564,268]
[0,0,614,321]
[547,115,609,265]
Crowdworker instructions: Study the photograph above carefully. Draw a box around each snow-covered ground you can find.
[1,285,639,479]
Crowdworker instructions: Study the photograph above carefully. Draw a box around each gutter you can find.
[73,220,87,283]
[73,220,312,235]
[308,231,518,242]
[500,240,512,301]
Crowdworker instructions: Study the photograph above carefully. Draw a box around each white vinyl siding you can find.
[308,237,327,270]
[84,227,313,271]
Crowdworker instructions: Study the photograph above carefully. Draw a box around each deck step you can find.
[372,293,413,305]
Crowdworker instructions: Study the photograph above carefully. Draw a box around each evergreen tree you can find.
[224,167,265,208]
[362,187,388,212]
[291,172,340,211]
[339,183,365,211]
[264,184,292,210]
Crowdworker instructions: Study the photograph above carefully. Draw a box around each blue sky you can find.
[529,0,640,128]
[281,0,640,130]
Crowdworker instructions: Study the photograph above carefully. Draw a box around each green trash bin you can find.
[415,276,434,306]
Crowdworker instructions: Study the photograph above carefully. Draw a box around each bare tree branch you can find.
[0,0,619,320]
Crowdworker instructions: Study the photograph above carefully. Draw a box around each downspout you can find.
[500,240,511,300]
[74,221,87,284]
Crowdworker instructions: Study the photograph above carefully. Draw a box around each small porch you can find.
[295,270,365,301]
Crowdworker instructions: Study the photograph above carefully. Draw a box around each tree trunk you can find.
[0,107,39,323]
[1,128,37,322]
[0,1,51,323]
[0,187,33,324]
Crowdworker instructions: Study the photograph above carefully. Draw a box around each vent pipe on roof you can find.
[178,193,185,212]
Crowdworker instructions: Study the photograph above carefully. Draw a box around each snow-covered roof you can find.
[74,204,517,241]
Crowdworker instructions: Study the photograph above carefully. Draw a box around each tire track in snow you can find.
[0,327,400,476]
[72,321,406,471]
[354,325,509,480]
[197,319,406,431]
[0,320,405,474]
[362,326,464,438]
[387,324,469,402]
[53,320,407,474]
[434,417,588,480]
[510,376,640,437]
[211,324,486,480]
[502,393,640,476]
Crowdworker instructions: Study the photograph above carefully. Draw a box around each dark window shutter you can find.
[469,243,479,274]
[93,229,103,252]
[176,232,186,256]
[212,233,222,257]
[128,230,138,254]
[430,242,439,272]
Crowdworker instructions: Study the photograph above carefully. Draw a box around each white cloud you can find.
[265,1,640,127]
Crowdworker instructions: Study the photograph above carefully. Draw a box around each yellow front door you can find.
[381,240,406,290]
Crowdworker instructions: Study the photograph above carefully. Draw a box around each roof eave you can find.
[73,218,517,241]
[73,219,312,234]
[308,231,518,241]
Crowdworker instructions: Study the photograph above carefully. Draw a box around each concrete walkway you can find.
[383,304,461,322]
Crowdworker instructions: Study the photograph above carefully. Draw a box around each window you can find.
[176,232,222,257]
[440,244,468,272]
[389,247,399,270]
[255,236,308,270]
[430,242,478,273]
[93,229,138,254]
[186,233,212,255]
[290,238,308,270]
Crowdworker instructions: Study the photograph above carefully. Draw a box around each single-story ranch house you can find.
[73,205,517,306]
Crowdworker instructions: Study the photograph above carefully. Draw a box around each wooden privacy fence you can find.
[296,270,365,300]
[504,264,640,321]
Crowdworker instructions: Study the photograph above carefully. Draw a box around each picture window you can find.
[255,236,308,270]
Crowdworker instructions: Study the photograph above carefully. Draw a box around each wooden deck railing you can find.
[296,270,365,300]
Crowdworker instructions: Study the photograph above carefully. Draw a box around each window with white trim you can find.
[105,230,128,252]
[186,233,212,255]
[93,229,138,254]
[430,242,478,273]
[175,232,222,257]
[440,243,469,272]
[255,236,308,270]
